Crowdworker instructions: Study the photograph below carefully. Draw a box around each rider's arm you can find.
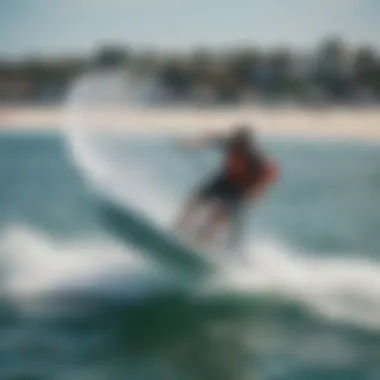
[178,130,229,150]
[248,159,279,201]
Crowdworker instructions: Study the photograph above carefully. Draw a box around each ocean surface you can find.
[0,130,379,380]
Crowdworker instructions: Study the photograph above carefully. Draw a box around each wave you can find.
[1,224,380,331]
[0,225,177,308]
[206,236,380,330]
[59,70,380,331]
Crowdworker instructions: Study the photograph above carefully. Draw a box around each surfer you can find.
[175,124,279,250]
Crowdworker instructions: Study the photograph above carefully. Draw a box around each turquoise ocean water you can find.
[0,130,379,380]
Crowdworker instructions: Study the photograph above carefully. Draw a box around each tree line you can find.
[1,37,380,105]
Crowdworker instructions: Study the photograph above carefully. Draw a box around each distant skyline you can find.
[1,0,380,58]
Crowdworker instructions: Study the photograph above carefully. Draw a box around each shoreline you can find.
[1,105,380,142]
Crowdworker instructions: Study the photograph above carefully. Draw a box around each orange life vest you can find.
[225,149,262,189]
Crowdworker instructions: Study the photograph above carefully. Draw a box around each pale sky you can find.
[1,0,379,57]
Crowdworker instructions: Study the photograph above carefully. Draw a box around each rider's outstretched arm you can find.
[177,129,229,150]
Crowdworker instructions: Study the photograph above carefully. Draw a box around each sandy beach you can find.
[0,105,379,142]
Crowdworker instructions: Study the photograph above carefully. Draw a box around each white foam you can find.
[64,70,179,227]
[2,224,380,331]
[0,225,166,305]
[209,237,380,330]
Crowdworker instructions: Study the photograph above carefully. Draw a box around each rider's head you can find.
[231,123,254,150]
